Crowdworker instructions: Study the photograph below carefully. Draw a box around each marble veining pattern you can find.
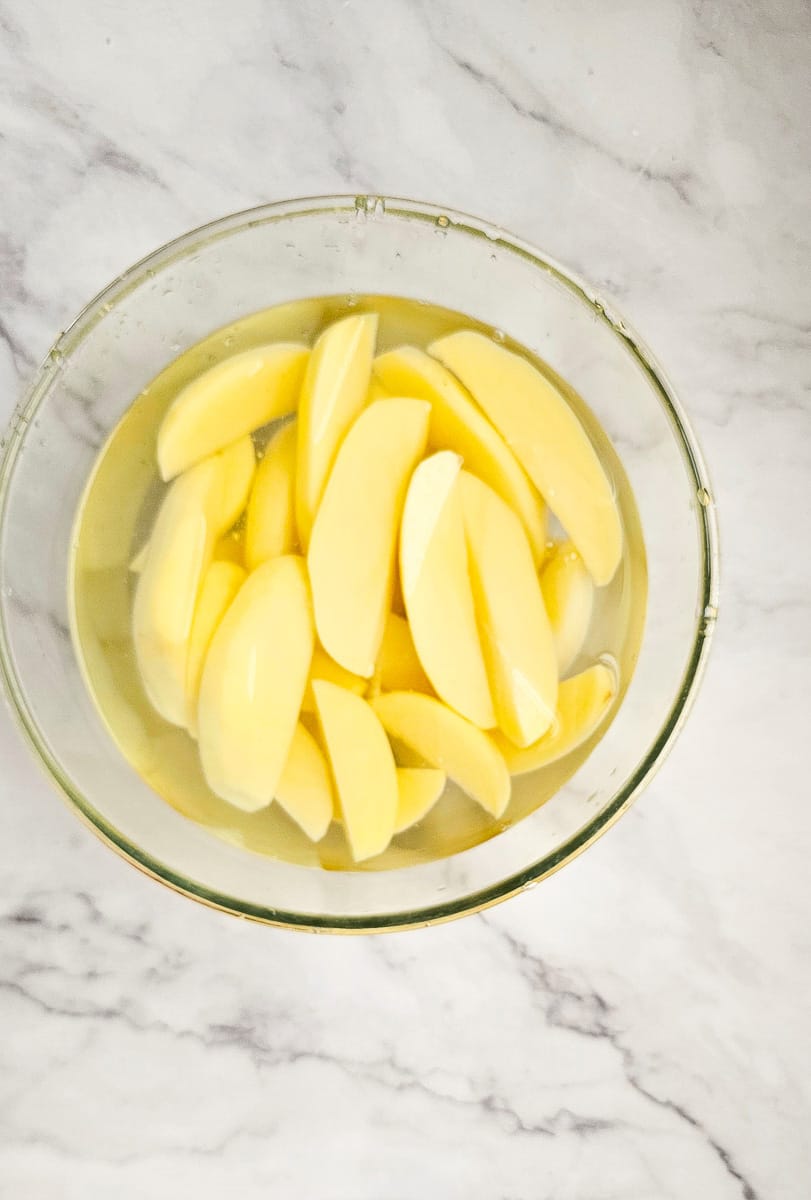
[1,1,809,1196]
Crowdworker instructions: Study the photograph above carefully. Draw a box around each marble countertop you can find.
[1,2,809,1196]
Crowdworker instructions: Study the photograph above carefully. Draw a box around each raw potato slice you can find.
[494,663,616,775]
[308,398,430,676]
[400,451,495,728]
[245,421,297,570]
[371,691,510,818]
[157,344,309,480]
[374,346,547,563]
[301,645,367,712]
[313,681,398,862]
[217,436,256,533]
[296,313,378,546]
[133,458,224,726]
[130,440,254,574]
[430,331,622,585]
[375,612,433,695]
[460,471,557,748]
[184,560,246,734]
[394,767,446,834]
[197,556,314,812]
[541,541,595,675]
[275,722,334,841]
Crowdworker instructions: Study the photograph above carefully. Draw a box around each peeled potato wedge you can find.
[493,663,616,775]
[132,458,224,726]
[129,440,253,576]
[157,344,309,481]
[400,451,495,729]
[197,556,314,812]
[394,767,446,834]
[275,722,334,842]
[374,346,547,563]
[371,691,510,818]
[313,680,398,862]
[308,398,430,676]
[185,559,246,734]
[245,421,297,570]
[218,436,256,533]
[460,471,557,747]
[296,313,378,547]
[430,331,622,585]
[540,540,595,675]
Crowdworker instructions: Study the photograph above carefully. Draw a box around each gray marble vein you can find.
[1,0,810,1197]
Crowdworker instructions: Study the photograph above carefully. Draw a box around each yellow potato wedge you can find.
[400,451,494,728]
[132,458,224,726]
[217,436,256,533]
[371,691,510,818]
[430,331,622,585]
[157,344,308,480]
[129,439,253,575]
[460,471,557,748]
[197,556,314,811]
[245,421,297,570]
[494,663,617,775]
[296,313,378,546]
[313,680,398,862]
[275,722,334,842]
[540,540,595,675]
[308,398,430,676]
[184,559,246,735]
[394,767,446,834]
[374,346,547,563]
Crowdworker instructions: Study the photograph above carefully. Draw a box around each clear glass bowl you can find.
[0,197,718,932]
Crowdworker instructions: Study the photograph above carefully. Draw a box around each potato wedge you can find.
[430,331,622,584]
[374,346,547,563]
[308,398,429,676]
[158,344,308,480]
[314,681,398,861]
[197,556,314,811]
[400,452,494,728]
[372,691,510,818]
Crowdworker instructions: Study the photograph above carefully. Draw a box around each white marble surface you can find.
[1,1,809,1196]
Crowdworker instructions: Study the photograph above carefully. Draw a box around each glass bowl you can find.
[0,196,718,932]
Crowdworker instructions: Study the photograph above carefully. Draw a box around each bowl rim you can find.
[0,194,719,933]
